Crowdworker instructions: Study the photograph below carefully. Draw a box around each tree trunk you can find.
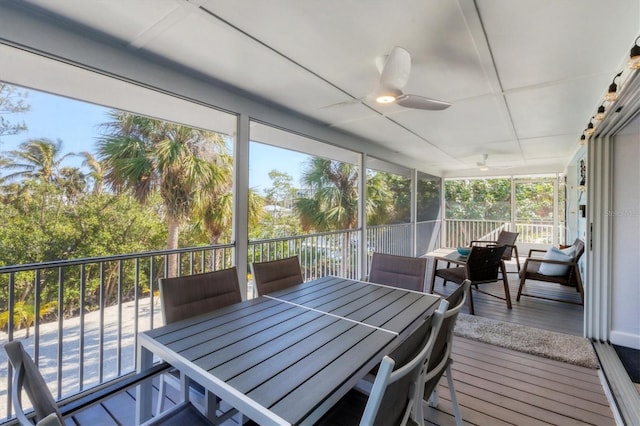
[167,216,180,278]
[208,235,221,271]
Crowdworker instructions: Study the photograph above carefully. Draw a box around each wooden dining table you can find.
[136,275,441,425]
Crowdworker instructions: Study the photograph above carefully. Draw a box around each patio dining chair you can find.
[250,255,303,296]
[421,280,470,426]
[159,267,242,324]
[4,341,204,426]
[430,245,509,315]
[516,239,585,305]
[358,282,468,426]
[4,340,63,426]
[368,252,428,292]
[157,267,242,420]
[470,230,520,273]
[316,299,448,426]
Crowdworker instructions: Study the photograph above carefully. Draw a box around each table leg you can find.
[136,343,153,424]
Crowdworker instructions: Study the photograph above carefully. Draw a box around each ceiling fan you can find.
[372,46,451,110]
[326,46,451,111]
[477,154,513,171]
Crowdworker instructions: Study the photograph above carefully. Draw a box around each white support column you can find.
[234,114,250,299]
[510,176,516,232]
[359,153,368,280]
[440,178,446,248]
[411,168,418,257]
[553,173,559,246]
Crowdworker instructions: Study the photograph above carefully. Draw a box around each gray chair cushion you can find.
[368,252,428,292]
[251,256,303,296]
[159,267,242,324]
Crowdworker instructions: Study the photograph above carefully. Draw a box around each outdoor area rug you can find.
[454,313,599,369]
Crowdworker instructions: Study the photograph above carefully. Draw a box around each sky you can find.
[0,87,309,194]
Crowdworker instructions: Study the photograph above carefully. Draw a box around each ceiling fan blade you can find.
[320,98,364,109]
[396,94,451,110]
[379,46,411,91]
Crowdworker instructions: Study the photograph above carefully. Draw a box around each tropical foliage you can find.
[445,178,511,221]
[97,112,231,276]
[0,91,251,331]
[445,177,556,223]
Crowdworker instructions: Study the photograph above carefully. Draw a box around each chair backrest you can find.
[496,230,519,260]
[571,239,585,262]
[466,245,507,282]
[159,267,242,324]
[250,256,303,296]
[361,299,448,426]
[567,239,585,285]
[368,252,428,292]
[423,280,471,398]
[4,341,63,426]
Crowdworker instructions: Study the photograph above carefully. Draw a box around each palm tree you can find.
[98,112,227,277]
[192,150,265,269]
[294,158,394,229]
[295,159,397,276]
[294,158,361,276]
[295,158,360,232]
[79,151,105,194]
[4,138,75,224]
[5,138,73,184]
[365,171,395,225]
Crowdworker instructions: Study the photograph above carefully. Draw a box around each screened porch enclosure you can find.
[0,82,585,423]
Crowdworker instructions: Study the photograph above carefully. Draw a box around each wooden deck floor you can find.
[64,263,615,425]
[423,256,616,425]
[425,337,614,425]
[68,337,614,426]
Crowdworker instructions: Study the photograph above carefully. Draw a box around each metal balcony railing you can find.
[443,219,565,247]
[247,229,362,299]
[0,244,233,422]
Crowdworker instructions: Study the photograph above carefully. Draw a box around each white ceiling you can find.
[5,0,640,176]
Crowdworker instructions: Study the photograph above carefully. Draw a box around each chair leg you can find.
[428,387,438,407]
[205,390,217,420]
[156,371,190,416]
[413,382,426,426]
[156,375,167,416]
[205,391,239,424]
[430,270,437,293]
[446,364,463,426]
[467,285,475,315]
[574,266,585,305]
[516,275,526,301]
[501,263,512,309]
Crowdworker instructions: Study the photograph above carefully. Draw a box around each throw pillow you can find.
[538,246,572,276]
[560,245,576,259]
